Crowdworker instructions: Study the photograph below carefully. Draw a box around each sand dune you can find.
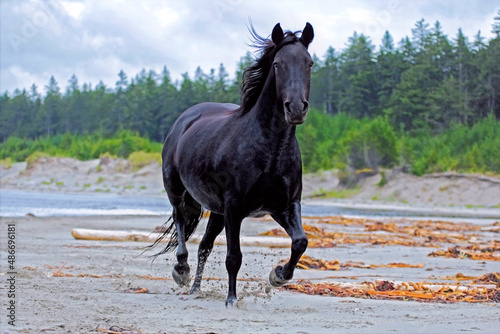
[2,156,499,208]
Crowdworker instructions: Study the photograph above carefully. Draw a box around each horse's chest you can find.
[246,173,300,212]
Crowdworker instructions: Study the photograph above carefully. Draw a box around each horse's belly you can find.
[181,176,225,214]
[182,175,297,217]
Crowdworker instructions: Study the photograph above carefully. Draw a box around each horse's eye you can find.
[273,62,280,70]
[309,62,314,68]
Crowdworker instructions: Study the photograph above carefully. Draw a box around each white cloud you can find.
[149,3,182,28]
[343,7,375,24]
[2,65,47,93]
[61,1,85,20]
[82,31,123,51]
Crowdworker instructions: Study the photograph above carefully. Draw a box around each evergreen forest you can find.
[1,16,500,176]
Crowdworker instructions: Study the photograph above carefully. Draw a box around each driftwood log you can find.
[71,228,291,247]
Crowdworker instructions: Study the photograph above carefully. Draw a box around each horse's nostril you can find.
[284,102,291,112]
[302,101,309,112]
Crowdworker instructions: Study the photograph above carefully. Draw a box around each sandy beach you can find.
[1,213,499,333]
[1,158,500,333]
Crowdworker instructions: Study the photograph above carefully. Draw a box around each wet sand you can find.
[1,214,499,333]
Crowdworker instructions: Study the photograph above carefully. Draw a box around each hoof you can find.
[189,284,200,295]
[172,267,191,287]
[225,296,237,307]
[269,265,289,287]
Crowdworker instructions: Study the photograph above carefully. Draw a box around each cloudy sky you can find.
[1,0,498,95]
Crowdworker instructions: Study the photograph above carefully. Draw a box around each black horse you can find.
[153,22,314,306]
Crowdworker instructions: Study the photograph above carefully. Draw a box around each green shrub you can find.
[0,131,163,163]
[127,151,161,169]
[0,157,12,169]
[25,151,50,167]
[340,117,398,171]
[1,112,498,177]
[377,170,388,186]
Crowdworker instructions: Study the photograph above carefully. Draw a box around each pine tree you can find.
[28,84,42,137]
[340,33,378,117]
[490,11,500,117]
[110,70,130,134]
[194,66,210,103]
[157,66,179,141]
[227,52,252,105]
[452,28,473,124]
[377,31,407,113]
[492,9,500,37]
[411,18,430,55]
[323,46,340,114]
[213,63,229,102]
[430,21,453,81]
[310,46,341,114]
[0,93,12,141]
[42,76,62,136]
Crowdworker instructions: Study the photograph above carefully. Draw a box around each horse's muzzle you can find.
[284,100,309,125]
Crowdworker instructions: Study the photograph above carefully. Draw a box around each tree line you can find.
[309,16,500,130]
[0,61,246,143]
[1,15,499,167]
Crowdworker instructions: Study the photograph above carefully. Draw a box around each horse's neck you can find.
[251,75,297,153]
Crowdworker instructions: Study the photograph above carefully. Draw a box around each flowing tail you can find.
[148,209,204,259]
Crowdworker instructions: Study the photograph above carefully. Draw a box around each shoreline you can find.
[1,157,500,211]
[2,188,499,221]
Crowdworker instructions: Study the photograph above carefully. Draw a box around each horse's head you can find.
[272,23,314,125]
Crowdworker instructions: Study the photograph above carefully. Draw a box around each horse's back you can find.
[172,102,239,132]
[164,102,238,148]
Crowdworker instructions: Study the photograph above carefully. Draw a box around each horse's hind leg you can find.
[269,201,308,287]
[170,191,202,287]
[170,206,191,286]
[190,212,224,294]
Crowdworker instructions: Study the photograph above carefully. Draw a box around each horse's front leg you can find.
[269,201,307,286]
[224,201,244,306]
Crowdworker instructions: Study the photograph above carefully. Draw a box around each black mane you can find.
[239,26,301,112]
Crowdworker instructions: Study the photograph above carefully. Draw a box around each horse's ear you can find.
[272,23,284,46]
[300,22,314,48]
